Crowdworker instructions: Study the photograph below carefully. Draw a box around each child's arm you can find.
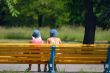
[59,38,61,44]
[47,39,50,44]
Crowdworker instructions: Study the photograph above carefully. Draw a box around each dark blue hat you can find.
[50,29,58,37]
[32,29,41,38]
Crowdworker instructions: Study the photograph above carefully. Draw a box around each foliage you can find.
[95,0,110,30]
[0,0,110,29]
[67,0,110,29]
[5,0,20,17]
[17,0,69,26]
[67,0,85,25]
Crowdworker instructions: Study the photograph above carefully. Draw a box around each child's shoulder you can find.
[47,37,61,40]
[32,39,44,44]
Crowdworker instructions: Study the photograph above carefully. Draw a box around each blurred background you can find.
[0,0,110,43]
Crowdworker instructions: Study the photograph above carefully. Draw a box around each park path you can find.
[0,64,104,72]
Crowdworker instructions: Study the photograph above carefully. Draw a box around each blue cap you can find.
[32,29,41,38]
[50,29,58,37]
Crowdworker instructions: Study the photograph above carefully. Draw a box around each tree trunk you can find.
[38,14,43,27]
[0,11,6,26]
[83,0,96,44]
[0,1,2,25]
[0,1,5,26]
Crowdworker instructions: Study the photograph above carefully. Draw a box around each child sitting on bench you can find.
[44,29,61,72]
[28,29,44,72]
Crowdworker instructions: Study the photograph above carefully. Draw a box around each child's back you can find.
[32,38,44,44]
[47,37,61,44]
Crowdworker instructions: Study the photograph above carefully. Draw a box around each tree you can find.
[95,0,110,30]
[67,0,110,30]
[5,0,20,17]
[0,0,20,26]
[67,0,84,25]
[0,0,7,25]
[18,0,69,27]
[83,0,110,44]
[83,0,96,44]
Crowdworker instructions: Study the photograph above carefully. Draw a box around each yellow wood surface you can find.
[0,43,109,64]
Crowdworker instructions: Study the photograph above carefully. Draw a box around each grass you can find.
[0,26,110,42]
[95,27,110,41]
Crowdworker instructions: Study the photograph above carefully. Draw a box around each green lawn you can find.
[0,26,110,43]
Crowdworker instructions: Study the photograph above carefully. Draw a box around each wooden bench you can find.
[0,43,52,64]
[0,43,110,73]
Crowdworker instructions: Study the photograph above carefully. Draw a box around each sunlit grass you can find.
[58,26,84,42]
[95,28,110,41]
[0,26,110,42]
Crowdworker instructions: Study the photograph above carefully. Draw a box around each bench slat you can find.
[43,57,105,59]
[0,61,47,64]
[55,60,105,64]
[55,54,106,57]
[0,54,50,57]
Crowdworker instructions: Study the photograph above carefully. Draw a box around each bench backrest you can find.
[54,44,109,64]
[0,43,52,64]
[0,43,109,64]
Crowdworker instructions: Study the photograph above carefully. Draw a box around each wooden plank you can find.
[0,60,106,64]
[0,57,40,59]
[0,61,48,64]
[0,49,50,53]
[0,60,105,64]
[55,57,106,60]
[0,50,107,55]
[55,48,108,50]
[0,43,108,47]
[0,49,50,52]
[0,45,108,51]
[56,50,107,53]
[0,47,50,50]
[55,49,107,52]
[55,60,106,64]
[57,44,109,47]
[55,54,106,57]
[0,54,50,57]
[55,52,107,55]
[0,49,107,55]
[0,44,52,48]
[0,57,48,61]
[56,47,108,50]
[0,43,109,47]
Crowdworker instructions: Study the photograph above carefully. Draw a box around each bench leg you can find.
[104,64,108,73]
[38,64,41,72]
[108,61,110,73]
[44,64,47,72]
[104,47,110,73]
[48,46,56,73]
[54,64,57,71]
[48,62,54,73]
[27,64,41,72]
[28,64,32,71]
